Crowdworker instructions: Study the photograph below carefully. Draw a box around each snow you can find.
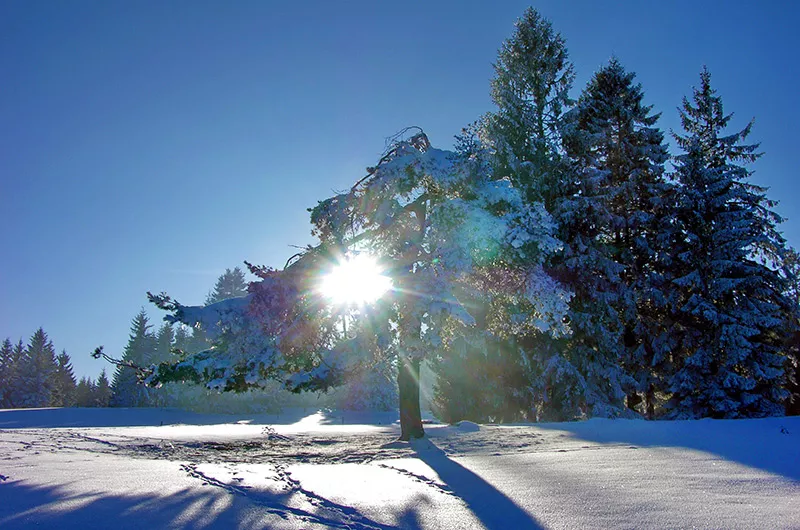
[1,407,798,529]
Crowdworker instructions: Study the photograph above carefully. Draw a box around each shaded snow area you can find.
[1,408,798,529]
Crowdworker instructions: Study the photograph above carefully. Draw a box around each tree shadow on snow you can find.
[0,477,411,529]
[413,441,547,530]
[532,416,800,482]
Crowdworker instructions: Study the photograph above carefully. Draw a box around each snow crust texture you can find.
[0,408,798,529]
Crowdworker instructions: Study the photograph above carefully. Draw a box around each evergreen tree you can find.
[667,68,790,418]
[0,338,15,408]
[435,7,575,423]
[206,267,249,305]
[75,376,95,407]
[550,58,670,418]
[781,247,800,414]
[111,310,156,407]
[94,369,112,407]
[142,131,569,439]
[5,339,27,407]
[51,350,78,407]
[487,7,574,209]
[17,328,59,408]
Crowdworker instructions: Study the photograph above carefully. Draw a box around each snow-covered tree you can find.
[781,247,800,414]
[487,6,574,209]
[111,310,157,407]
[666,68,790,418]
[142,130,570,439]
[554,58,671,418]
[206,267,249,305]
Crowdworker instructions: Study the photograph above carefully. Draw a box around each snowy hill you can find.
[1,407,798,529]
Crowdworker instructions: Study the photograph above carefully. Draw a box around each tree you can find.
[487,6,575,209]
[111,310,157,407]
[16,328,59,408]
[0,338,15,408]
[554,58,671,418]
[431,9,575,423]
[75,376,96,407]
[51,350,77,407]
[94,369,112,407]
[206,267,249,305]
[667,68,790,418]
[140,130,570,439]
[781,247,800,414]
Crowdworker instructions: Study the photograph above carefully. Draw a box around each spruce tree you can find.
[487,7,574,209]
[0,338,14,408]
[554,58,671,418]
[17,328,59,408]
[667,68,790,418]
[206,267,249,305]
[51,350,78,407]
[75,376,95,407]
[94,369,112,407]
[111,310,156,407]
[782,247,800,414]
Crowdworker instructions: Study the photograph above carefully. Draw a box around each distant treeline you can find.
[0,328,111,408]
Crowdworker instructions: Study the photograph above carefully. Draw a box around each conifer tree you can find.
[0,338,15,408]
[75,376,95,407]
[94,369,112,407]
[206,267,249,305]
[17,328,59,408]
[5,339,27,407]
[51,350,78,407]
[111,310,157,407]
[667,68,790,418]
[782,247,800,414]
[553,58,671,418]
[138,131,569,439]
[487,7,574,209]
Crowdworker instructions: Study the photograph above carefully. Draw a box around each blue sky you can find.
[2,0,798,380]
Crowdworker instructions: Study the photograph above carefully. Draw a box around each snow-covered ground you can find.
[1,407,798,529]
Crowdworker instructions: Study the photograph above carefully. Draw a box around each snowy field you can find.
[1,407,798,529]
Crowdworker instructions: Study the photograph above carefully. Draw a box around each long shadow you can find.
[532,415,800,482]
[0,476,408,529]
[413,441,546,530]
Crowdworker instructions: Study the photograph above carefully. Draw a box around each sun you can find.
[319,254,393,306]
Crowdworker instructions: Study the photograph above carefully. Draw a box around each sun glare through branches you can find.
[319,254,393,306]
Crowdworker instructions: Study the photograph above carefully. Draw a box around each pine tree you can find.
[111,310,156,407]
[206,267,249,305]
[487,7,575,209]
[552,58,671,418]
[51,350,78,407]
[667,68,790,418]
[16,328,59,408]
[94,369,112,407]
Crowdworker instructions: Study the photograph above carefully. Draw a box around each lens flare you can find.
[319,254,392,305]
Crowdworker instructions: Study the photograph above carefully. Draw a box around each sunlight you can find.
[319,254,393,306]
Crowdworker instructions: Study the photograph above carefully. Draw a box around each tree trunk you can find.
[398,355,424,440]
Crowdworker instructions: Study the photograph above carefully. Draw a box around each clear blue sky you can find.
[2,1,798,380]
